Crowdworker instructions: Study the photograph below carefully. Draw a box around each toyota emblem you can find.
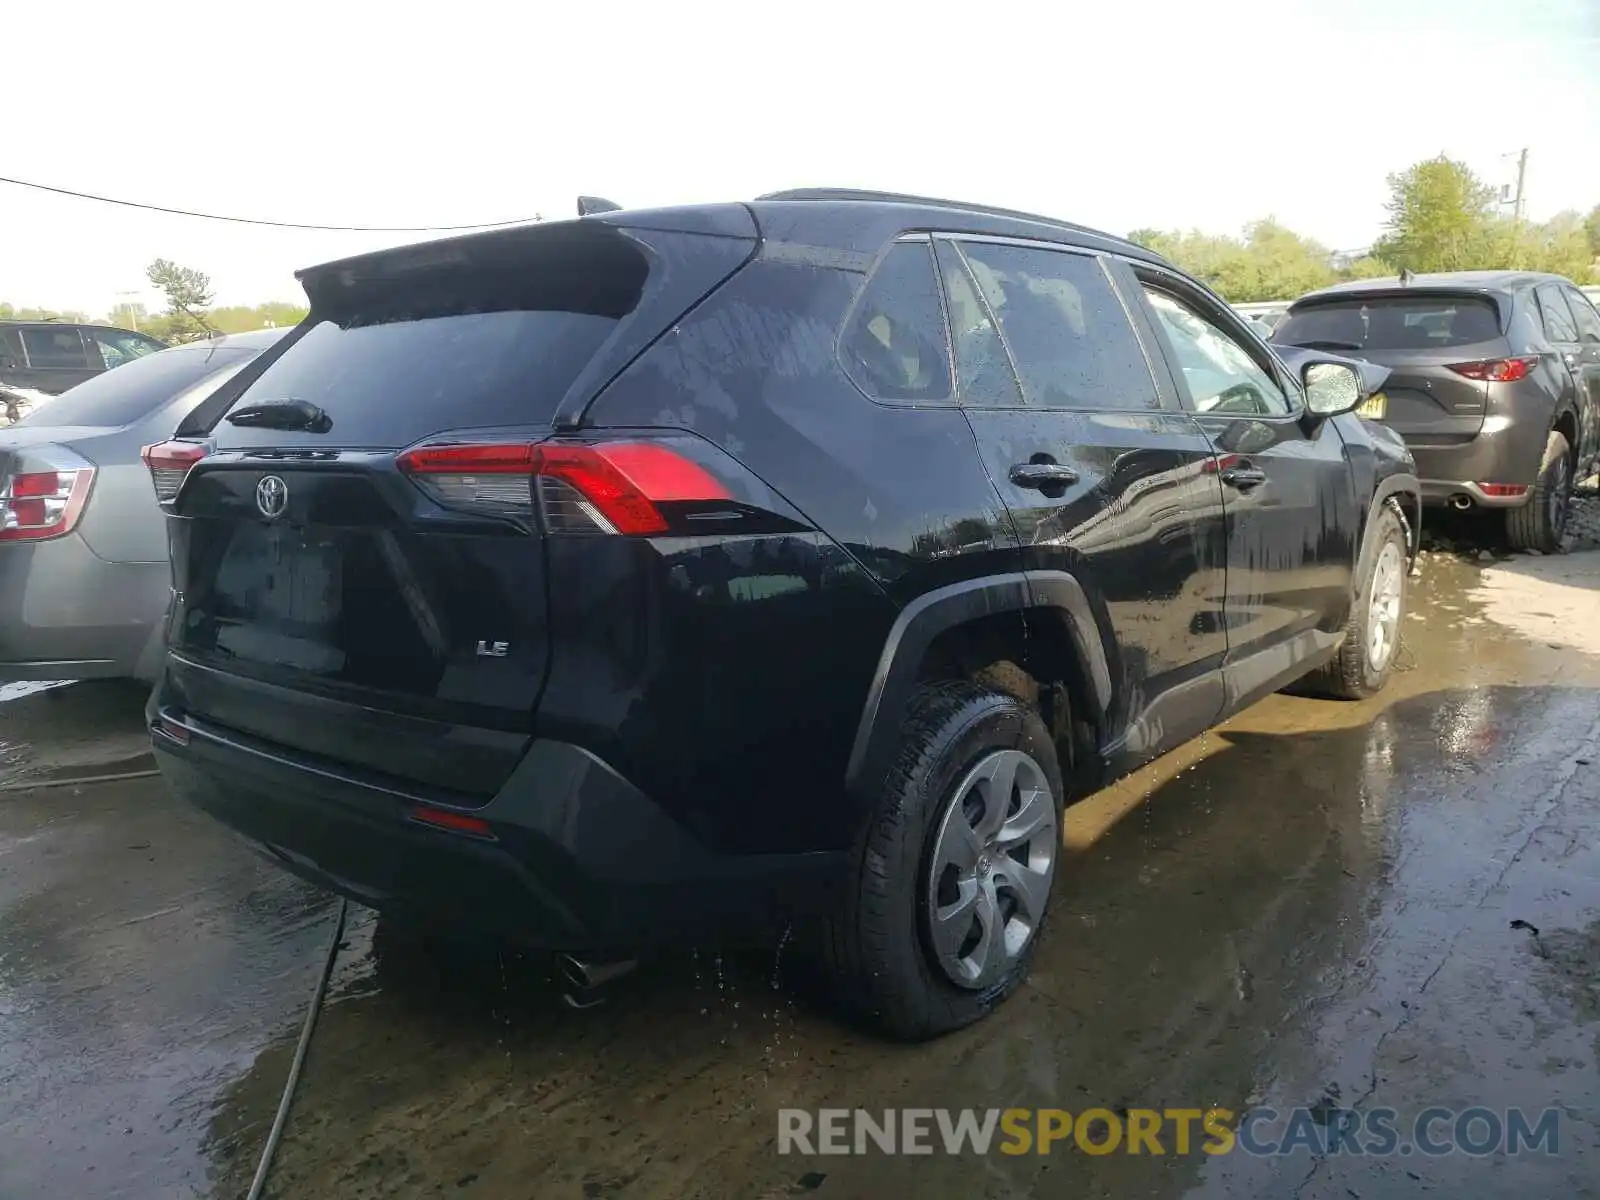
[255,474,289,520]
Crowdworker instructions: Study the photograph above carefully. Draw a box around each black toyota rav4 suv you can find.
[146,191,1419,1039]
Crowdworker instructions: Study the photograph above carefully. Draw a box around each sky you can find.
[5,0,1597,316]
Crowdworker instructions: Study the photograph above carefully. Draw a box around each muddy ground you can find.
[3,505,1599,1199]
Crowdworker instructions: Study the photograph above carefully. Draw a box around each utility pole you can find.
[1511,147,1528,229]
[115,289,142,331]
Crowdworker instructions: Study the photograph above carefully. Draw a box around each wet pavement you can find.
[3,528,1600,1198]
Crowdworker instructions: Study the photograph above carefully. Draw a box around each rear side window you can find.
[840,241,953,403]
[934,240,1023,408]
[221,227,651,448]
[954,242,1157,411]
[0,328,22,367]
[1565,288,1600,345]
[21,326,90,368]
[1274,296,1501,351]
[1536,285,1579,343]
[21,345,253,428]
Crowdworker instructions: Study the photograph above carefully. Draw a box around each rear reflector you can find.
[0,468,94,542]
[410,804,495,838]
[141,440,210,502]
[1448,357,1538,383]
[1477,483,1529,497]
[397,440,731,535]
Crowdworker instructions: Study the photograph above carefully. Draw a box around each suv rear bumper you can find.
[149,701,845,953]
[1406,427,1546,509]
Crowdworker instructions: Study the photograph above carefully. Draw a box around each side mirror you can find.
[1303,361,1364,417]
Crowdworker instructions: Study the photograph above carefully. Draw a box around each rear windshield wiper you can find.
[226,399,332,434]
[1286,339,1364,352]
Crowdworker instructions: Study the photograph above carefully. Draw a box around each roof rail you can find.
[755,187,1134,246]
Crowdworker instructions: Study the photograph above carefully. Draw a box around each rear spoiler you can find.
[1285,287,1509,332]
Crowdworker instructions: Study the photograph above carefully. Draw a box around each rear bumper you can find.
[0,538,168,682]
[1406,427,1545,509]
[149,702,846,953]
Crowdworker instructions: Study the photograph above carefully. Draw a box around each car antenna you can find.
[577,195,622,216]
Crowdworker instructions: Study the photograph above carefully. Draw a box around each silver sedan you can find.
[0,328,286,682]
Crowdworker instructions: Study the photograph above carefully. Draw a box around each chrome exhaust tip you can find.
[556,953,637,1004]
[1449,494,1473,511]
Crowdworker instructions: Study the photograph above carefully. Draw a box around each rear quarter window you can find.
[840,240,953,404]
[1275,296,1502,351]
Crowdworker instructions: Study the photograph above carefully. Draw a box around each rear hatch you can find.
[1273,291,1508,444]
[161,213,756,800]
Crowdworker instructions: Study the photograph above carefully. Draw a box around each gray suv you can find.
[1274,272,1600,551]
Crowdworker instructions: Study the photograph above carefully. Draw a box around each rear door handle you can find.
[1008,462,1079,490]
[1220,465,1268,490]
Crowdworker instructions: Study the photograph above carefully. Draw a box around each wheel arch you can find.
[844,571,1113,799]
[1357,472,1421,586]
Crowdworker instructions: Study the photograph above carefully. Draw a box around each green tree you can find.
[1585,204,1600,258]
[1372,156,1498,273]
[206,302,310,334]
[1125,222,1337,301]
[0,303,90,322]
[1340,255,1399,281]
[1506,210,1595,281]
[145,258,216,342]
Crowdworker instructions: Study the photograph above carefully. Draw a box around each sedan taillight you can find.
[141,440,210,503]
[0,468,95,542]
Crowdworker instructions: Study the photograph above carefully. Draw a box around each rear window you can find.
[219,229,649,448]
[19,344,253,428]
[1275,295,1502,351]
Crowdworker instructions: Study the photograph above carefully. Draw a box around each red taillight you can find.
[410,804,495,838]
[141,440,210,502]
[1448,357,1538,383]
[155,716,191,745]
[1477,483,1529,498]
[0,468,94,542]
[397,440,732,536]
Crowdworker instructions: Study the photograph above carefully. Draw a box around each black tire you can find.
[1506,430,1573,553]
[819,680,1064,1041]
[1306,505,1408,700]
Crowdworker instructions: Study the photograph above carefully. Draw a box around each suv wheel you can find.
[1506,430,1573,553]
[822,681,1063,1040]
[1308,505,1408,700]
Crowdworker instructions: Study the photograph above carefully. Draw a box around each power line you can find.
[0,173,539,233]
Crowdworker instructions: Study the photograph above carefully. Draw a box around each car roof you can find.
[298,190,1171,286]
[165,328,290,351]
[750,188,1164,261]
[0,319,157,335]
[1292,270,1576,306]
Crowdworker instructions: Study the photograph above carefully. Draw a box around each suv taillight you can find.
[396,440,732,535]
[0,467,95,542]
[1448,357,1538,383]
[141,440,210,502]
